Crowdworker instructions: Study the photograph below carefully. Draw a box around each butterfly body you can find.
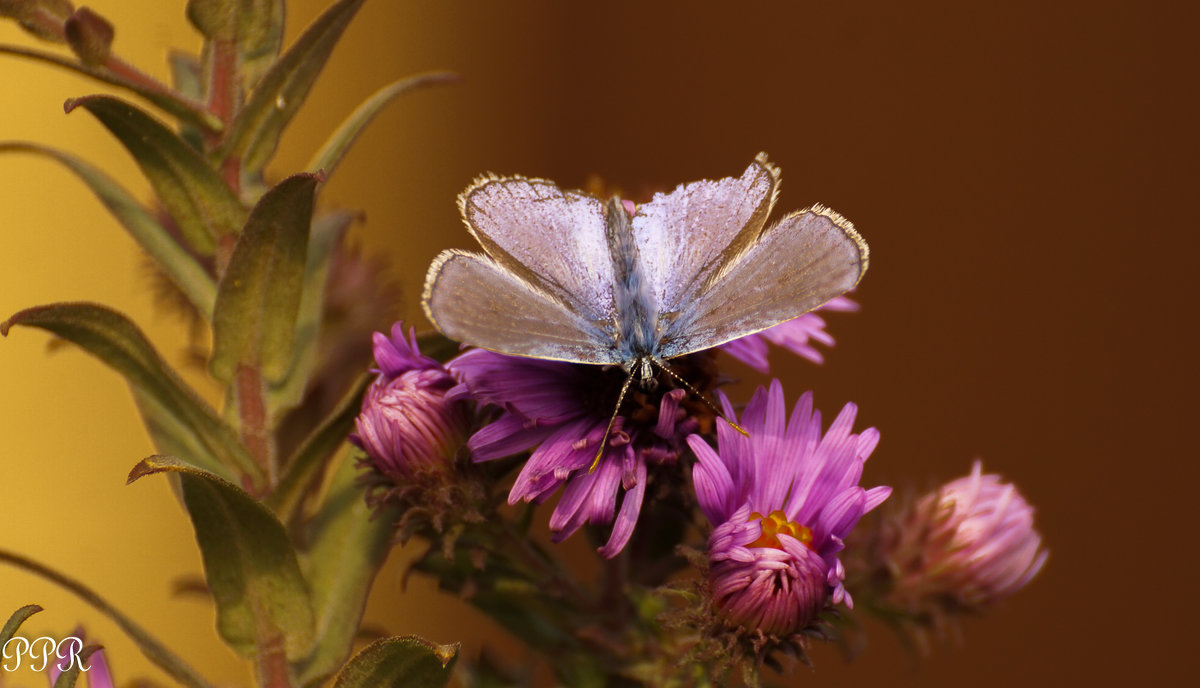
[605,197,664,382]
[422,153,868,379]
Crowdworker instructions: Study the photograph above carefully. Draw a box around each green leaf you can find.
[1,302,260,484]
[0,44,220,132]
[217,0,366,175]
[267,209,358,412]
[333,637,459,688]
[305,71,458,178]
[210,173,319,384]
[128,456,315,660]
[0,142,217,316]
[294,452,398,686]
[66,95,245,255]
[186,0,284,87]
[267,372,370,520]
[1,604,42,648]
[0,550,212,688]
[51,645,103,688]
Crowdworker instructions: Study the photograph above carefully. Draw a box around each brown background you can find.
[1,1,1195,686]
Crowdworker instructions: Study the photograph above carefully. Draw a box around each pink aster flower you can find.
[689,381,891,634]
[879,461,1048,611]
[720,295,858,373]
[447,349,708,558]
[352,323,470,484]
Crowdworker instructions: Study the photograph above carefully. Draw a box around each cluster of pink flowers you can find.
[353,298,1046,641]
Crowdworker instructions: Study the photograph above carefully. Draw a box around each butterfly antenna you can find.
[591,369,638,473]
[651,360,750,437]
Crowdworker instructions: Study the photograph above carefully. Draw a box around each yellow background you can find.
[0,2,500,684]
[2,1,1197,686]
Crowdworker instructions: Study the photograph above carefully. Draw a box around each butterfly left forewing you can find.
[460,176,617,326]
[658,205,867,358]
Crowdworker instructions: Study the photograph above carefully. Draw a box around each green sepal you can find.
[128,455,315,660]
[0,604,42,648]
[0,142,217,316]
[210,173,319,385]
[305,71,458,178]
[267,209,358,413]
[51,645,104,688]
[1,302,260,485]
[332,636,459,688]
[216,0,366,176]
[65,95,244,255]
[293,451,399,686]
[0,45,220,131]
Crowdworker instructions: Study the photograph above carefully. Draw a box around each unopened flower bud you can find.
[352,324,469,485]
[65,7,113,66]
[879,461,1047,612]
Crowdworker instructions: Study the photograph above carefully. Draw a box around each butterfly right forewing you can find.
[631,153,781,317]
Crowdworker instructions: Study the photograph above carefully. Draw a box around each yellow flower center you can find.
[748,510,814,549]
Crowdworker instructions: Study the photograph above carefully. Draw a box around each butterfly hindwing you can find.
[658,205,868,358]
[422,250,622,364]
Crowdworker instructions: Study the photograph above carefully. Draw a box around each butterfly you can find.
[422,153,868,464]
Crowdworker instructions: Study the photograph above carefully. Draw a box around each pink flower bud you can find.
[881,461,1047,610]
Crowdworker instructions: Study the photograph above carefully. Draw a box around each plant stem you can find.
[237,362,276,491]
[207,39,239,127]
[255,630,294,688]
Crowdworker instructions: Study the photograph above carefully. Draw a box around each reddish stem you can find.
[255,630,293,688]
[236,362,275,491]
[207,39,239,127]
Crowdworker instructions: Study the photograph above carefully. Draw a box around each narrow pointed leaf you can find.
[305,71,458,178]
[66,95,244,254]
[333,637,459,688]
[0,142,216,316]
[169,50,206,101]
[1,605,42,648]
[211,173,319,384]
[0,550,211,688]
[128,456,315,660]
[267,209,357,412]
[51,645,103,688]
[131,389,231,479]
[267,372,370,520]
[0,45,219,132]
[293,452,398,685]
[217,0,366,174]
[1,303,260,484]
[168,50,209,151]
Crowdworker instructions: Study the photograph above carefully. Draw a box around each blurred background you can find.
[1,0,1194,685]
